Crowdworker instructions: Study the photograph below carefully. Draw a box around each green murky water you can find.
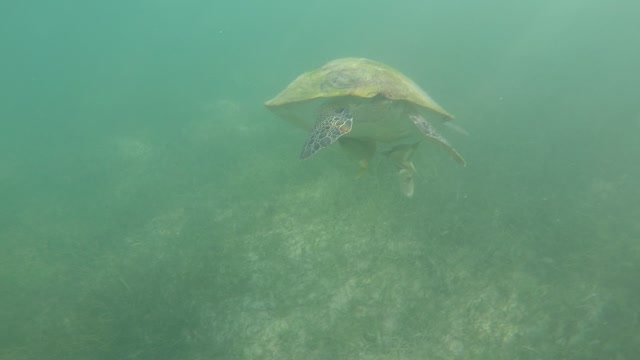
[1,1,639,359]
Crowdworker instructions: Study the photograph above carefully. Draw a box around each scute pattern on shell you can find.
[265,58,454,120]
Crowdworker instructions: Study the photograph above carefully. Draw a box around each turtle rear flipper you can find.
[409,114,466,166]
[300,106,353,159]
[385,143,419,198]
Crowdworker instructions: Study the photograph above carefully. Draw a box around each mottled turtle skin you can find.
[265,57,464,197]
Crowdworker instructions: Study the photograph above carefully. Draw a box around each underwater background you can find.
[1,0,639,359]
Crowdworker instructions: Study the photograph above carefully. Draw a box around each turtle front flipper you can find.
[300,106,353,160]
[385,143,419,197]
[409,114,466,166]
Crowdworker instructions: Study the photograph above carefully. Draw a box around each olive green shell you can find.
[264,57,454,119]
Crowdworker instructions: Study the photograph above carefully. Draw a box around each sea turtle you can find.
[265,57,465,197]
